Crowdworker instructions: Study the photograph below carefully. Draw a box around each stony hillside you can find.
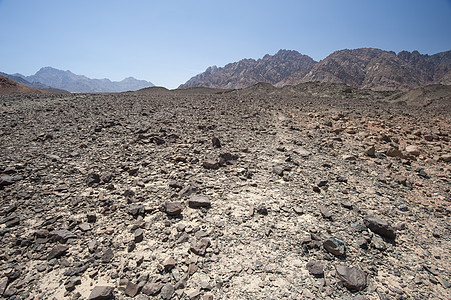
[179,50,316,89]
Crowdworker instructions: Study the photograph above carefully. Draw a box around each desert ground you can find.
[0,83,450,299]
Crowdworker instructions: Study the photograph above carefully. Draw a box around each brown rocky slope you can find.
[0,75,46,95]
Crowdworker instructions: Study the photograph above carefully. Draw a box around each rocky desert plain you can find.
[0,79,450,300]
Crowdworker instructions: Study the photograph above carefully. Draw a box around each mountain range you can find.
[180,48,451,90]
[2,67,154,93]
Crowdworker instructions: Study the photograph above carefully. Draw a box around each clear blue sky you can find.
[1,0,450,89]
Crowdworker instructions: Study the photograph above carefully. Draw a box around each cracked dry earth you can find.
[0,85,450,300]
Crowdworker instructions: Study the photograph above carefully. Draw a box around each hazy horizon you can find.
[1,0,450,89]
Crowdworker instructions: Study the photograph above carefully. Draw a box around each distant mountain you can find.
[0,72,69,94]
[12,67,154,93]
[0,75,46,95]
[180,48,451,91]
[179,49,316,89]
[279,48,451,90]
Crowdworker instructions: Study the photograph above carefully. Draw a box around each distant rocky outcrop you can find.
[181,48,451,91]
[11,67,154,93]
[179,49,317,89]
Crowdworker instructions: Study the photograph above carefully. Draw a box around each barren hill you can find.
[0,75,46,95]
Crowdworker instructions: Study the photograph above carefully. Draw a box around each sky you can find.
[0,0,450,89]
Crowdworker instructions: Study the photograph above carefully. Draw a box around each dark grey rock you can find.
[134,228,144,243]
[323,237,345,256]
[125,281,139,297]
[364,215,396,239]
[142,282,163,296]
[86,173,100,186]
[306,261,324,277]
[47,245,69,260]
[190,238,211,256]
[164,202,183,216]
[335,265,367,291]
[160,283,174,300]
[88,286,114,300]
[203,159,220,170]
[188,196,211,208]
[49,229,77,243]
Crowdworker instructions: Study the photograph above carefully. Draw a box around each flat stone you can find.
[365,146,376,156]
[203,159,220,170]
[364,215,396,239]
[49,229,77,243]
[188,196,211,208]
[88,286,114,300]
[272,165,284,176]
[164,257,176,271]
[79,223,91,232]
[323,237,345,256]
[190,238,211,256]
[306,261,324,277]
[164,202,183,216]
[142,282,163,296]
[335,265,367,291]
[405,145,420,156]
[47,245,69,260]
[125,281,139,297]
[319,205,332,219]
[160,283,174,300]
[128,204,145,217]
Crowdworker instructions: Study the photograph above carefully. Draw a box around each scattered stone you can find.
[88,286,114,300]
[160,283,174,300]
[319,205,332,219]
[341,201,353,209]
[323,237,346,256]
[87,213,97,223]
[212,137,221,148]
[272,165,284,176]
[306,261,324,277]
[316,179,328,187]
[335,265,367,291]
[86,173,100,186]
[293,206,303,215]
[364,215,396,239]
[365,146,376,156]
[164,257,176,271]
[49,229,77,243]
[405,145,420,156]
[142,282,163,296]
[188,196,211,208]
[203,159,220,170]
[164,202,183,216]
[125,281,139,297]
[79,223,91,232]
[134,228,144,243]
[47,245,69,260]
[128,204,145,217]
[256,204,268,215]
[190,238,211,256]
[169,180,184,189]
[371,234,387,251]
